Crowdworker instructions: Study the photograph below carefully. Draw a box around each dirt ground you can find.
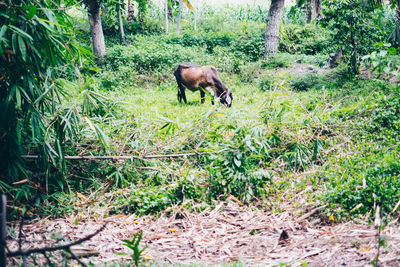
[7,201,400,266]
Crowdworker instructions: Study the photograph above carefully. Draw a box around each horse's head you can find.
[220,90,233,108]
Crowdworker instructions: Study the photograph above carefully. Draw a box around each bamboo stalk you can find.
[21,152,200,161]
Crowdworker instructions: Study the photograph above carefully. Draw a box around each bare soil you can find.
[7,201,400,266]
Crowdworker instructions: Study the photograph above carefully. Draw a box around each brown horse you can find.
[174,63,233,107]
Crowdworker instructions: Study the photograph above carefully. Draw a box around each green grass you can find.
[40,42,400,222]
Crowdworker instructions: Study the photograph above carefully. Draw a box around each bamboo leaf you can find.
[27,6,37,19]
[182,0,194,11]
[0,25,7,45]
[9,25,33,41]
[18,35,27,61]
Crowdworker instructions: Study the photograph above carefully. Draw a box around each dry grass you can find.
[7,201,400,266]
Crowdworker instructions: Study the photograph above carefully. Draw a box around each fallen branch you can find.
[7,224,107,258]
[296,205,327,222]
[21,152,201,161]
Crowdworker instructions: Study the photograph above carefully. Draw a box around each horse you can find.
[174,62,233,107]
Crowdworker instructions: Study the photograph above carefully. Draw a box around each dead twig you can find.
[296,204,327,222]
[7,224,107,258]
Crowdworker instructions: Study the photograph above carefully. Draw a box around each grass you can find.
[3,1,395,225]
[39,43,400,223]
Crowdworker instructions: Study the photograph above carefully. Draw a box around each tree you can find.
[322,0,383,74]
[118,0,127,45]
[311,0,321,20]
[127,0,135,21]
[264,0,285,58]
[87,0,106,58]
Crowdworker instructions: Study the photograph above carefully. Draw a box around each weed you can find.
[122,231,147,267]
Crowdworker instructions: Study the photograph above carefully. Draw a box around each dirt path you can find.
[7,201,400,266]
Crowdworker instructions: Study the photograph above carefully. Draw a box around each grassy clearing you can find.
[41,35,400,223]
[5,2,398,226]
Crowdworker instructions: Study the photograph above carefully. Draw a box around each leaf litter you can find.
[7,200,400,266]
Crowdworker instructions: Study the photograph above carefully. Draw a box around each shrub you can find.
[238,61,262,83]
[326,153,400,219]
[258,75,276,91]
[165,32,234,52]
[279,23,331,55]
[261,54,291,69]
[231,33,265,61]
[204,126,274,203]
[290,74,323,91]
[112,186,172,215]
[102,37,196,74]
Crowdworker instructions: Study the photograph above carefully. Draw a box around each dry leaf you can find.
[77,192,88,201]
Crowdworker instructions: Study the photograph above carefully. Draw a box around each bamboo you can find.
[21,152,200,161]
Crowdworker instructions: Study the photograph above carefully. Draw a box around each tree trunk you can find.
[118,0,127,46]
[305,0,312,23]
[87,0,106,59]
[127,0,135,22]
[177,0,183,33]
[397,0,400,22]
[311,0,321,20]
[165,0,169,34]
[264,0,285,58]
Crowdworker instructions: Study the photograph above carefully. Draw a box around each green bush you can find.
[102,37,196,74]
[370,95,400,132]
[204,126,273,203]
[231,33,265,61]
[261,54,291,69]
[290,74,323,91]
[165,32,234,52]
[279,23,331,55]
[326,153,400,218]
[258,75,276,91]
[112,186,172,215]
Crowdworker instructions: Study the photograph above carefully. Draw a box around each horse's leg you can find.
[177,82,186,104]
[200,89,205,104]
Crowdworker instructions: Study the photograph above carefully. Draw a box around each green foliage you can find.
[166,32,234,52]
[279,23,331,55]
[369,94,400,137]
[122,231,147,267]
[258,75,276,91]
[231,33,265,61]
[204,126,273,202]
[113,187,171,215]
[261,54,292,69]
[0,0,90,202]
[103,37,195,74]
[290,74,323,91]
[326,153,400,218]
[362,42,400,78]
[322,0,388,74]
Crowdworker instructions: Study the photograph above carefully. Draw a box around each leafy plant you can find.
[290,74,323,91]
[122,231,148,266]
[0,0,91,202]
[321,0,387,74]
